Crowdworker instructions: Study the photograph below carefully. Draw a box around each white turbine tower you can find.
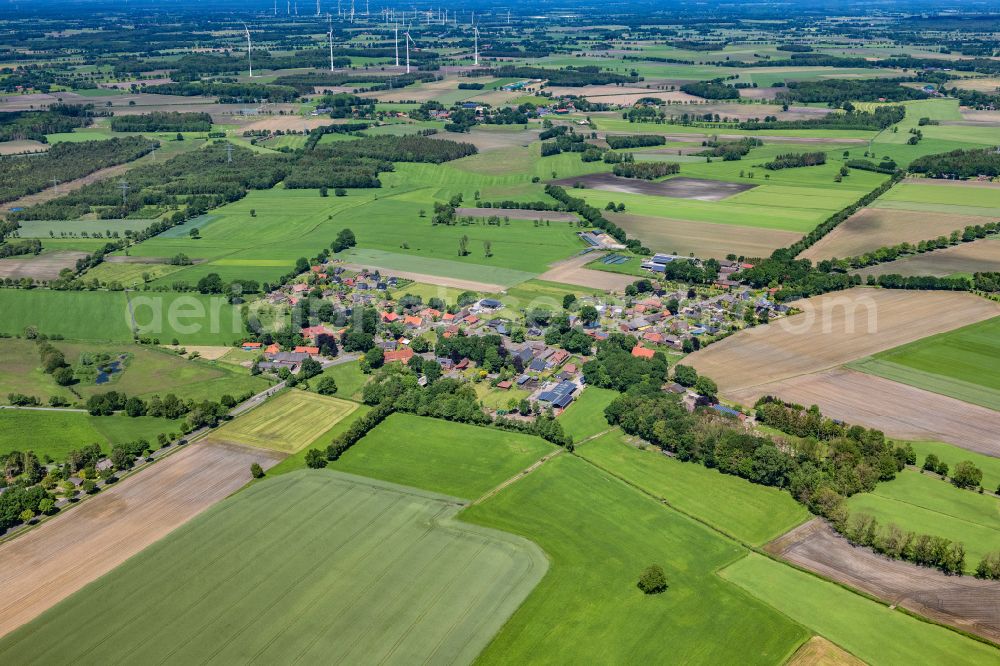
[405,30,413,74]
[316,0,320,16]
[243,23,253,78]
[473,25,479,66]
[328,14,335,70]
[394,23,400,67]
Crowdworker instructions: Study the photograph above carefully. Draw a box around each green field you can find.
[578,430,811,545]
[848,316,1000,411]
[0,471,547,665]
[844,470,1000,571]
[211,390,358,454]
[310,359,369,401]
[462,455,809,664]
[873,181,1000,218]
[0,410,175,460]
[909,441,1000,491]
[556,387,618,442]
[721,553,999,665]
[332,413,555,499]
[0,290,248,345]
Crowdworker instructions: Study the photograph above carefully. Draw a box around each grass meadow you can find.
[556,387,618,442]
[332,413,555,499]
[909,440,1000,491]
[210,390,358,454]
[844,470,1000,571]
[0,471,547,665]
[577,430,811,545]
[848,316,1000,412]
[309,359,369,401]
[462,455,809,664]
[0,410,175,460]
[720,553,999,666]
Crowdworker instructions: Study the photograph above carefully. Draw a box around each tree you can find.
[305,448,327,468]
[299,357,323,379]
[250,462,265,478]
[458,235,469,256]
[637,564,667,594]
[563,293,577,309]
[951,461,982,489]
[316,375,338,395]
[922,454,940,473]
[19,508,34,524]
[673,364,698,387]
[53,366,75,386]
[694,376,718,402]
[196,272,224,294]
[365,347,385,369]
[189,227,200,239]
[331,228,357,253]
[483,239,492,258]
[579,304,599,325]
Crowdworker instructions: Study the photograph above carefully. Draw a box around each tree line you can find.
[763,152,827,170]
[909,147,1000,179]
[109,111,212,133]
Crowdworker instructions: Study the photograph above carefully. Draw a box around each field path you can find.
[1,157,147,215]
[473,448,564,505]
[339,262,508,293]
[0,441,284,638]
[536,252,636,291]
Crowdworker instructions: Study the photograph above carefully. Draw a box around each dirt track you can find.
[731,368,1000,456]
[338,262,508,293]
[687,289,1000,394]
[0,441,284,638]
[535,252,636,291]
[769,519,1000,643]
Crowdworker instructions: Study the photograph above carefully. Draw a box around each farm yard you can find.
[767,520,1000,643]
[209,390,358,454]
[0,441,283,639]
[0,471,548,664]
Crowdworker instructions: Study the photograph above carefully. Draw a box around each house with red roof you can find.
[241,342,262,351]
[631,345,655,359]
[264,343,280,355]
[384,347,414,363]
[403,315,423,328]
[381,311,399,323]
[294,345,320,355]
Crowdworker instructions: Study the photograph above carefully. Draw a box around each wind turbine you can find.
[328,14,335,70]
[473,25,479,66]
[405,30,413,74]
[243,23,253,78]
[315,0,320,16]
[394,23,400,67]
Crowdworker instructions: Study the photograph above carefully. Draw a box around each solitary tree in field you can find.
[250,462,265,479]
[483,239,492,258]
[458,235,469,256]
[637,565,667,594]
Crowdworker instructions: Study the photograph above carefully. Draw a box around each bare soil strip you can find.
[609,211,800,259]
[800,208,991,262]
[901,177,1000,190]
[855,238,1000,278]
[338,262,507,293]
[687,289,1000,394]
[729,368,1000,457]
[551,174,755,200]
[0,251,89,280]
[535,252,636,291]
[0,441,284,638]
[455,207,578,222]
[768,519,1000,643]
[787,636,866,666]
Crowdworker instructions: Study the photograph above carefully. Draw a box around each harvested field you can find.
[550,174,756,200]
[240,115,338,133]
[209,391,358,454]
[456,206,578,222]
[161,344,231,360]
[739,86,782,100]
[687,289,1000,394]
[429,127,539,151]
[0,251,88,280]
[787,636,865,666]
[768,519,1000,643]
[855,238,1000,278]
[544,85,700,103]
[0,140,47,155]
[799,208,990,261]
[728,368,1000,456]
[901,177,1000,190]
[0,441,284,639]
[960,109,1000,123]
[535,252,636,291]
[609,211,801,259]
[952,78,1000,93]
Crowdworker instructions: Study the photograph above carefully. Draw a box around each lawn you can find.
[720,553,1000,666]
[331,413,555,499]
[0,471,547,665]
[578,430,811,545]
[461,455,809,664]
[844,470,1000,572]
[556,387,618,442]
[210,390,358,454]
[0,410,175,461]
[0,290,248,345]
[848,316,1000,412]
[310,359,368,401]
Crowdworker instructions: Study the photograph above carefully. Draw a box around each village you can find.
[240,242,792,421]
